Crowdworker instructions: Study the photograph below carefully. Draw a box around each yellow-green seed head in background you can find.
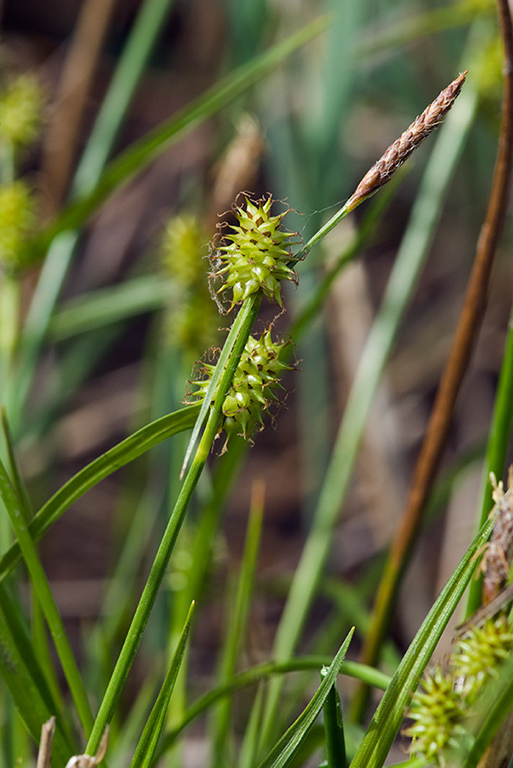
[0,181,36,269]
[211,195,299,312]
[160,213,220,357]
[0,73,44,151]
[161,213,208,287]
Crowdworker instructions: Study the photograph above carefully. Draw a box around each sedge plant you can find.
[2,2,513,768]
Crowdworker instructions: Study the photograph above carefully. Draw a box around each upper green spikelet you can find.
[212,195,298,311]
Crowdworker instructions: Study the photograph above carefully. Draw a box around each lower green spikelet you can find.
[188,329,293,450]
[405,615,513,766]
[404,667,469,766]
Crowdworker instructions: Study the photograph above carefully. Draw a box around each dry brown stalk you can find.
[40,0,117,217]
[345,71,467,212]
[36,718,55,768]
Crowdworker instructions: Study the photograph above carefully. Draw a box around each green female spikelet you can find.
[406,615,513,765]
[405,666,469,766]
[212,195,298,311]
[452,615,513,700]
[189,329,293,449]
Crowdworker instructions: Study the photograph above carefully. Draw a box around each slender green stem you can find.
[296,202,351,259]
[181,296,261,474]
[290,172,404,342]
[323,679,347,768]
[157,657,390,757]
[130,602,195,768]
[85,296,261,755]
[0,460,94,736]
[85,413,220,753]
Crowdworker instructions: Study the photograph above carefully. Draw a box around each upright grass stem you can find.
[85,295,261,755]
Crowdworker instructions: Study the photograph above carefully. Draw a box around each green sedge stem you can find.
[295,202,352,260]
[85,296,261,755]
[323,677,347,768]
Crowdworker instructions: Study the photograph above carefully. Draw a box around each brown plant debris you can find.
[481,467,513,605]
[346,71,467,212]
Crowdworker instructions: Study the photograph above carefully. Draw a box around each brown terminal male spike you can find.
[345,71,467,212]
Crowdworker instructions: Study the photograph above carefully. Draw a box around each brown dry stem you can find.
[36,717,55,768]
[39,0,117,216]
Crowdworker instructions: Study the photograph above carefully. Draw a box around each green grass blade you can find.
[156,655,389,760]
[0,276,19,432]
[323,679,347,768]
[8,231,78,434]
[0,580,76,758]
[0,405,199,582]
[9,0,176,429]
[1,411,67,724]
[0,594,73,765]
[48,275,172,340]
[0,458,94,735]
[130,602,195,768]
[1,409,31,522]
[358,3,492,60]
[30,17,329,255]
[257,628,354,768]
[349,516,495,768]
[211,480,264,765]
[239,683,266,768]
